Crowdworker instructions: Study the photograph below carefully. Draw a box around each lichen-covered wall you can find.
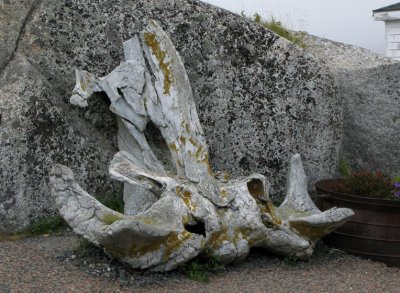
[0,0,342,231]
[304,34,400,177]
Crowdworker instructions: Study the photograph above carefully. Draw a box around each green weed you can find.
[184,256,225,283]
[248,13,306,48]
[0,215,67,241]
[100,192,124,213]
[339,159,352,177]
[75,238,103,257]
[28,215,67,235]
[283,255,299,265]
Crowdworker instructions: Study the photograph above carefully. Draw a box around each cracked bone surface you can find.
[50,21,354,271]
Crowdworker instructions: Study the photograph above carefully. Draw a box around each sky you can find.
[202,0,397,54]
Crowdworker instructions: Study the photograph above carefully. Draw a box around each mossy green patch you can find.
[101,214,123,225]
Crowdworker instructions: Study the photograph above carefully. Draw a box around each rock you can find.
[304,34,400,175]
[0,54,121,232]
[1,0,341,231]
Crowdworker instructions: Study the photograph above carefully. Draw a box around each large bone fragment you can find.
[50,21,354,271]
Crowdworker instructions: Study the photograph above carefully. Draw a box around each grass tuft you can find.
[283,255,299,265]
[339,159,352,177]
[100,192,124,213]
[250,13,306,48]
[183,256,225,283]
[28,215,67,235]
[0,215,67,241]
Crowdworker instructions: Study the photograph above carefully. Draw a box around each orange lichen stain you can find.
[193,145,213,175]
[80,79,87,92]
[168,142,178,152]
[233,227,253,245]
[105,229,192,260]
[189,137,198,147]
[220,188,228,199]
[179,136,186,145]
[194,145,203,158]
[181,120,190,133]
[175,187,197,211]
[177,159,184,168]
[289,221,332,241]
[163,231,192,260]
[103,236,165,259]
[201,153,214,176]
[256,199,283,227]
[207,226,229,250]
[128,241,163,258]
[264,202,282,225]
[143,96,148,112]
[135,216,156,225]
[182,215,191,225]
[223,172,230,182]
[143,32,173,95]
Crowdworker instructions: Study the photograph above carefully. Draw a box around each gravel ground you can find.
[0,232,399,293]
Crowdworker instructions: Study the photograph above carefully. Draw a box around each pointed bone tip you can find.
[340,207,355,218]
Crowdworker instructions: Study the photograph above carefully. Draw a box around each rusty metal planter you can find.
[315,179,400,267]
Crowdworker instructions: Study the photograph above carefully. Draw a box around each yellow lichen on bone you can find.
[106,231,192,261]
[179,136,186,145]
[175,187,197,212]
[261,202,282,225]
[163,231,192,260]
[289,221,333,241]
[181,120,190,133]
[80,79,87,92]
[207,225,229,250]
[101,214,123,225]
[220,188,228,199]
[168,142,178,152]
[144,32,173,95]
[233,227,253,244]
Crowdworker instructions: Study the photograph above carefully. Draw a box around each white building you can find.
[373,2,400,60]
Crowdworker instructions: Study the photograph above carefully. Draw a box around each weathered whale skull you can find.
[50,21,353,272]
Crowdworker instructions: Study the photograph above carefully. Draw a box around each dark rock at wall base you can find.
[0,0,341,232]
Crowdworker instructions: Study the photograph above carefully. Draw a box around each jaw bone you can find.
[50,20,353,271]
